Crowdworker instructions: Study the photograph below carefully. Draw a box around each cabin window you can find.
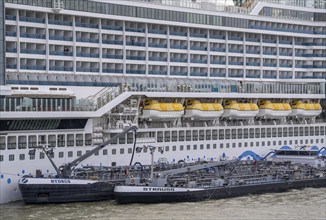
[244,129,248,138]
[186,130,191,141]
[213,144,217,149]
[284,140,287,145]
[310,127,314,136]
[277,128,282,137]
[7,136,16,150]
[212,130,218,140]
[232,129,237,139]
[59,152,64,158]
[127,133,134,144]
[172,146,176,151]
[128,148,132,154]
[0,136,6,150]
[321,139,324,144]
[300,140,303,144]
[289,140,292,145]
[18,136,27,149]
[256,141,259,146]
[40,152,45,159]
[199,130,205,141]
[232,143,236,148]
[95,150,99,156]
[180,145,184,151]
[255,128,260,138]
[225,129,230,139]
[192,130,198,141]
[193,145,197,150]
[120,148,124,154]
[68,151,73,157]
[206,130,211,140]
[273,141,276,146]
[250,142,254,147]
[310,139,313,144]
[19,154,25,160]
[164,131,170,142]
[157,131,163,142]
[266,128,271,138]
[305,139,309,144]
[305,127,309,136]
[267,141,271,146]
[179,131,185,141]
[299,127,304,136]
[220,143,223,149]
[261,128,266,138]
[320,126,325,136]
[119,137,125,144]
[262,141,265,147]
[57,134,65,147]
[283,127,288,137]
[226,143,230,148]
[9,154,14,161]
[315,127,319,136]
[219,130,224,140]
[172,131,178,142]
[295,140,298,145]
[238,142,242,148]
[272,128,277,137]
[316,139,319,144]
[143,147,148,153]
[187,145,191,150]
[77,151,82,157]
[200,144,204,150]
[112,149,116,155]
[158,147,163,153]
[103,149,108,155]
[0,155,3,162]
[294,127,298,137]
[249,128,254,138]
[237,129,242,139]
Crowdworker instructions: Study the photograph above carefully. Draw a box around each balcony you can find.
[126,70,146,74]
[170,72,188,76]
[228,36,243,41]
[263,75,277,79]
[279,40,292,45]
[149,57,167,62]
[246,62,260,66]
[21,65,46,70]
[75,22,99,29]
[279,52,292,56]
[211,61,226,65]
[102,68,123,73]
[262,39,276,44]
[190,72,207,77]
[190,33,207,38]
[126,41,145,47]
[49,51,73,56]
[125,27,145,33]
[170,31,187,37]
[148,29,166,35]
[76,67,99,72]
[6,48,17,53]
[210,48,226,52]
[170,45,187,50]
[48,19,73,26]
[190,46,207,51]
[229,73,243,78]
[170,58,187,63]
[210,73,226,77]
[246,38,260,42]
[5,15,16,20]
[21,49,46,55]
[76,52,99,58]
[279,75,292,79]
[6,64,17,69]
[49,66,73,71]
[148,70,167,75]
[279,64,292,68]
[76,38,99,43]
[102,54,123,59]
[102,39,123,45]
[246,50,260,54]
[49,35,73,41]
[246,74,260,79]
[20,33,46,39]
[263,63,277,67]
[190,59,207,64]
[263,51,277,55]
[126,56,146,61]
[210,35,225,40]
[148,43,167,48]
[228,49,243,53]
[229,62,244,66]
[19,16,45,23]
[6,32,17,37]
[101,25,123,31]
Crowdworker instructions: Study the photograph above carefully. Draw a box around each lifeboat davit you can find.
[183,100,224,120]
[222,100,259,120]
[142,100,184,121]
[257,100,291,119]
[290,101,322,118]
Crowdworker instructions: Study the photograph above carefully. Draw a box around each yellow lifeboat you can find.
[142,100,184,121]
[257,100,292,119]
[183,100,224,120]
[290,101,322,118]
[222,100,259,119]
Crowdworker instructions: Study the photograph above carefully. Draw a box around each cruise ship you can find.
[0,0,325,204]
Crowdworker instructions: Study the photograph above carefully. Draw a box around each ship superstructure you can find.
[0,0,325,204]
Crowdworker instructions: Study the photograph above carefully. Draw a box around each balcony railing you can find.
[75,22,99,29]
[148,29,166,35]
[102,68,123,73]
[6,32,17,37]
[76,52,99,58]
[126,56,146,60]
[5,15,16,20]
[102,54,123,59]
[170,71,188,76]
[170,45,187,50]
[148,43,167,48]
[101,25,123,31]
[170,58,187,63]
[21,65,46,70]
[125,27,145,33]
[149,57,167,62]
[6,48,17,53]
[49,35,73,41]
[6,64,17,69]
[126,41,145,47]
[126,70,146,74]
[48,19,73,26]
[19,16,45,23]
[21,49,46,55]
[49,66,73,71]
[49,51,73,56]
[102,39,123,45]
[148,71,167,75]
[76,38,99,43]
[76,67,99,72]
[170,31,187,36]
[20,33,46,39]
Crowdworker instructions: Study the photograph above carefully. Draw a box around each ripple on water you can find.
[0,188,325,220]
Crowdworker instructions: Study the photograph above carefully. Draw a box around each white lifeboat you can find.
[183,100,223,120]
[142,100,184,121]
[290,101,322,118]
[257,100,291,119]
[222,100,259,120]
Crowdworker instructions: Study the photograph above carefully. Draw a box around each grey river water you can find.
[0,188,325,220]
